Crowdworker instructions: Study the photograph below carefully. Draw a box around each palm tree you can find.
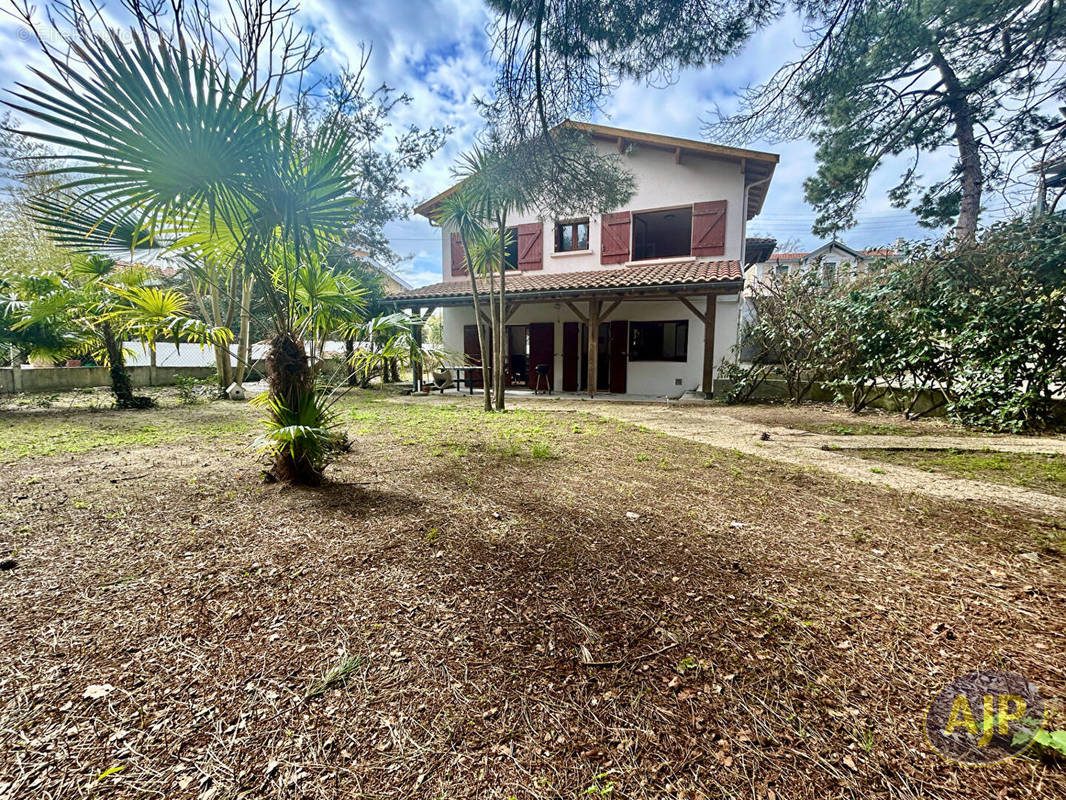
[452,145,533,411]
[7,32,363,483]
[10,255,229,407]
[433,191,494,411]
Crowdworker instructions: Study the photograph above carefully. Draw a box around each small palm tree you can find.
[8,32,363,482]
[11,255,229,407]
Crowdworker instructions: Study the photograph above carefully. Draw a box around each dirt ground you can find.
[503,397,1066,517]
[1,391,1064,799]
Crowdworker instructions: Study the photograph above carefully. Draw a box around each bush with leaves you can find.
[930,216,1066,431]
[732,216,1066,432]
[735,267,838,404]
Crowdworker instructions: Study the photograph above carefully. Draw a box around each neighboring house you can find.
[385,121,779,397]
[346,248,412,294]
[746,240,901,293]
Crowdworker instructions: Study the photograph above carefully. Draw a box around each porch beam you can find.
[678,295,707,324]
[701,294,717,397]
[599,298,622,322]
[564,301,588,324]
[503,302,521,324]
[586,299,602,398]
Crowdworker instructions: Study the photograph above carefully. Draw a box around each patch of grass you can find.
[0,408,256,462]
[305,654,365,699]
[850,447,1066,497]
[530,441,555,460]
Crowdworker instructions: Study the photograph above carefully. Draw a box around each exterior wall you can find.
[441,293,741,397]
[440,140,747,281]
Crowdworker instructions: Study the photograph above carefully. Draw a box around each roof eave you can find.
[414,120,780,219]
[385,279,744,307]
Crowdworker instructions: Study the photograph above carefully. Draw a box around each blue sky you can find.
[0,1,1012,288]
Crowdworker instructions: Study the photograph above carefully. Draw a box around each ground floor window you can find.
[629,320,688,361]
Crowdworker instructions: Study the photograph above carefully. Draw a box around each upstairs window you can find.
[504,226,518,270]
[555,219,589,252]
[629,320,689,362]
[632,207,692,261]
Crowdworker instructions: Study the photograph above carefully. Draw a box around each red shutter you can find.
[516,223,543,271]
[600,212,631,264]
[691,201,727,257]
[450,232,468,276]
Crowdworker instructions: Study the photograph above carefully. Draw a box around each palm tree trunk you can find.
[461,238,492,412]
[207,276,234,390]
[345,336,357,386]
[265,331,321,485]
[485,253,499,412]
[189,274,231,394]
[495,214,507,411]
[101,322,151,409]
[233,273,253,386]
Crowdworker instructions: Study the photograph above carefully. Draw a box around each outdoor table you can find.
[451,365,485,394]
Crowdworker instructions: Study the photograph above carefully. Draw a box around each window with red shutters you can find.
[516,222,543,271]
[449,232,468,276]
[600,211,631,264]
[691,200,727,257]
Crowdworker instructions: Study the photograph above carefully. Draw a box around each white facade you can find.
[438,140,749,280]
[440,294,741,397]
[403,123,778,397]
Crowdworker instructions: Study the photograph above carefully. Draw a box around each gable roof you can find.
[385,260,743,307]
[767,241,899,263]
[413,120,779,221]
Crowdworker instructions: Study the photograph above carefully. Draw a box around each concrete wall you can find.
[712,378,951,417]
[441,293,741,397]
[0,365,216,393]
[439,140,747,281]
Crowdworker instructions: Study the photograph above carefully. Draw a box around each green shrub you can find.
[733,215,1066,432]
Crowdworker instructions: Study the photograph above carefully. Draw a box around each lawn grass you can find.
[0,390,1062,800]
[851,447,1066,498]
[715,402,976,437]
[0,404,255,462]
[792,420,929,437]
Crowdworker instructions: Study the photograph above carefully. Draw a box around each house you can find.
[386,121,779,397]
[346,248,412,294]
[746,240,901,292]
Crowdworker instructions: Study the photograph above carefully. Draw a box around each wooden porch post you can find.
[586,299,602,398]
[679,293,719,398]
[702,295,717,396]
[412,308,424,391]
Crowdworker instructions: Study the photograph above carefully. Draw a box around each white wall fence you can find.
[0,364,216,393]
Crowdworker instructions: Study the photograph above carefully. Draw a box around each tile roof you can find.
[386,260,743,304]
[768,252,809,260]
